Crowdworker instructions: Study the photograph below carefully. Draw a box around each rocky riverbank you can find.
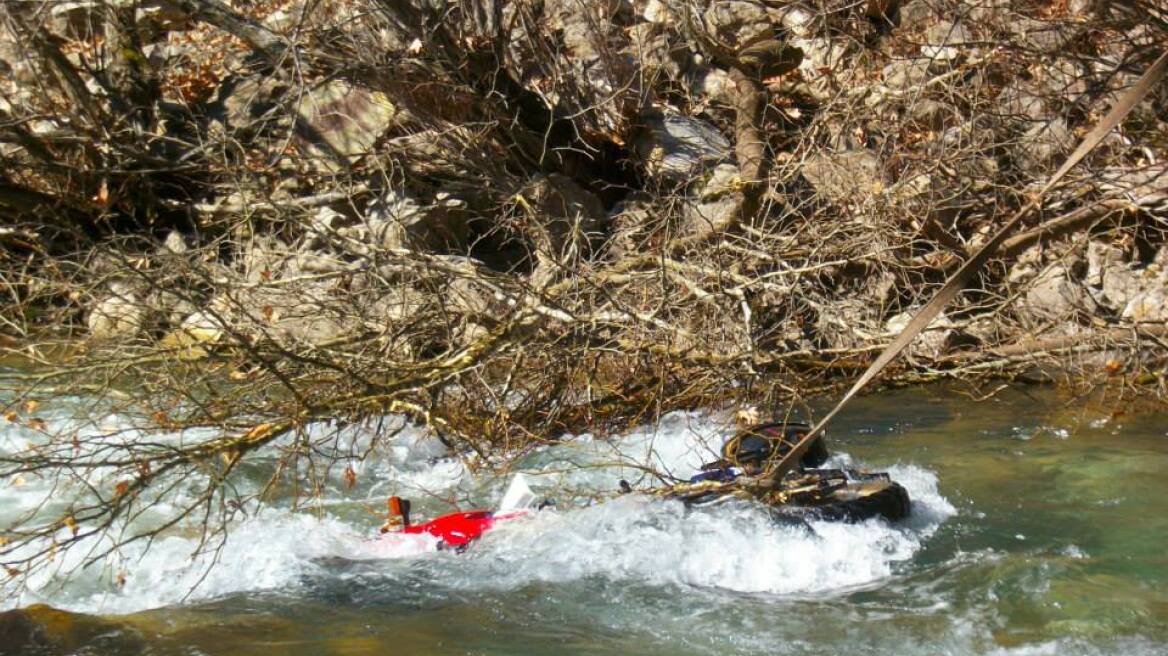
[2,1,1167,428]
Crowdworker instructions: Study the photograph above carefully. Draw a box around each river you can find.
[1,385,1166,655]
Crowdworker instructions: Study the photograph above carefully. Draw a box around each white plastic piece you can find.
[498,474,537,512]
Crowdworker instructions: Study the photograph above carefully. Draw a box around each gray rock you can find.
[1016,118,1073,174]
[895,0,935,30]
[702,1,780,49]
[684,163,743,237]
[885,310,960,358]
[1122,288,1168,323]
[801,150,883,202]
[297,80,398,170]
[1017,264,1096,322]
[636,112,731,182]
[88,282,143,340]
[922,20,973,61]
[161,230,188,254]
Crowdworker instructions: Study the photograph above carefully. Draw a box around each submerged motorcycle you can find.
[377,421,911,552]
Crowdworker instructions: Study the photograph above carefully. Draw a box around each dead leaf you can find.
[26,417,46,431]
[24,400,39,414]
[93,179,110,207]
[63,515,78,536]
[3,411,17,423]
[114,481,130,497]
[343,465,357,489]
[243,423,274,440]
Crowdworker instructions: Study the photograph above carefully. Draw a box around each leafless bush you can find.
[1,0,1167,584]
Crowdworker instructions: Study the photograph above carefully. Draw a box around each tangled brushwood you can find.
[1,1,1167,578]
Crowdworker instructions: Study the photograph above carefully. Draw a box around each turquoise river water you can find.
[1,385,1166,655]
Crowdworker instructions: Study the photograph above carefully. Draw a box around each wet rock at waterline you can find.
[0,605,144,654]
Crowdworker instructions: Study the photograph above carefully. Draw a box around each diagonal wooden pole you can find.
[751,50,1168,492]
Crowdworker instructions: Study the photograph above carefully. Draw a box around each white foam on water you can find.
[2,409,956,613]
[452,460,953,596]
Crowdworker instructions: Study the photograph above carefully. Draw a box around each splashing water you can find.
[1,405,952,615]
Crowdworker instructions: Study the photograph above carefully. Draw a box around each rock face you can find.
[635,112,731,182]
